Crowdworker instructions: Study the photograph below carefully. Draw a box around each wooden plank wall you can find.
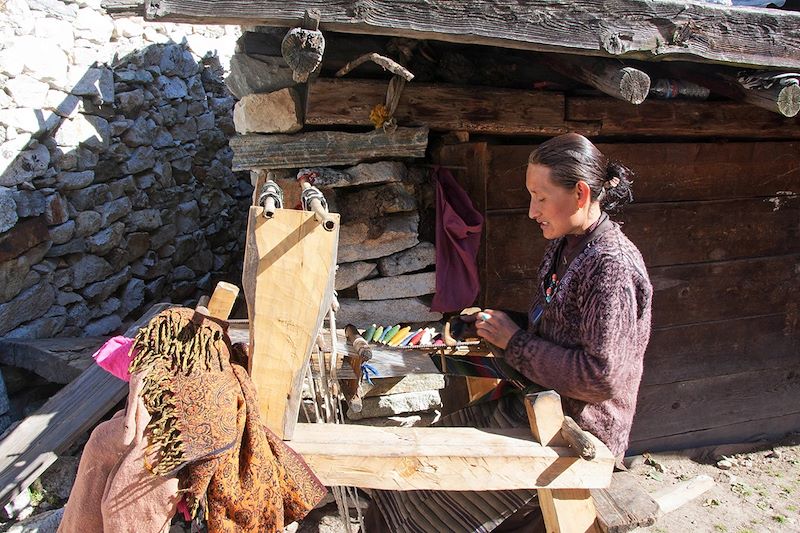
[437,141,800,453]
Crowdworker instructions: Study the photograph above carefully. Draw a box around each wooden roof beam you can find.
[543,55,651,104]
[663,64,800,117]
[102,0,800,70]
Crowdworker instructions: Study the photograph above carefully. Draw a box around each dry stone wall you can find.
[0,0,249,340]
[229,27,442,327]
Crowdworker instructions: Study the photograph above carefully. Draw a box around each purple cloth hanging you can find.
[430,167,484,312]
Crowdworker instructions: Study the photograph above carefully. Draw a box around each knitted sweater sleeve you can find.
[504,253,639,404]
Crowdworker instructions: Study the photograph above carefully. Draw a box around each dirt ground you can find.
[630,434,800,533]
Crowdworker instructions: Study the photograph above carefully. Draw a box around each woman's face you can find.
[526,164,582,240]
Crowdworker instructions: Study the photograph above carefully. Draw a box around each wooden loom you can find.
[241,198,614,532]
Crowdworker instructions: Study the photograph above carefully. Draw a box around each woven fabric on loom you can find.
[430,354,532,391]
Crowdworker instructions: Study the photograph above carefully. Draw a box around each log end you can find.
[777,83,800,118]
[620,67,651,105]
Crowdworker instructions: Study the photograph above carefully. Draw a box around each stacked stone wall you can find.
[0,0,249,339]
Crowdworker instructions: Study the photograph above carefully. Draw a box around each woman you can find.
[366,133,652,532]
[477,132,653,461]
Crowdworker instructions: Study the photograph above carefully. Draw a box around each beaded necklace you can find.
[544,272,559,303]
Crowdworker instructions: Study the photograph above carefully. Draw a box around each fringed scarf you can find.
[129,307,326,531]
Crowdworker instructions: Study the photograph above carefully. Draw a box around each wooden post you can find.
[525,391,602,533]
[205,281,239,320]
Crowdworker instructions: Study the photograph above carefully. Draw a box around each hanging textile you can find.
[430,167,484,312]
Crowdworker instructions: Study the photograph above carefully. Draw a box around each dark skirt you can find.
[364,395,545,533]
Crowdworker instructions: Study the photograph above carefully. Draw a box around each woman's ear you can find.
[576,181,591,208]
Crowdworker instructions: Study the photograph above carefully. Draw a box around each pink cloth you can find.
[430,167,484,312]
[92,336,136,382]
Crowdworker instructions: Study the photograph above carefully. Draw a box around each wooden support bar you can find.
[230,127,428,171]
[526,392,603,533]
[306,78,579,135]
[139,0,800,69]
[287,423,615,490]
[563,416,597,461]
[543,55,651,104]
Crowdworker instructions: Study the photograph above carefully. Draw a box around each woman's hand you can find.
[474,309,521,350]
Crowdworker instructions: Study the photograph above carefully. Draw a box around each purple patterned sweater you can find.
[504,222,653,457]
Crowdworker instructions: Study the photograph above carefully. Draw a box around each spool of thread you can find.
[399,329,421,347]
[363,324,377,343]
[381,325,400,344]
[372,326,384,343]
[408,329,426,346]
[388,326,412,346]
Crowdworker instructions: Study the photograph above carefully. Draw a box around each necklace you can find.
[544,273,558,303]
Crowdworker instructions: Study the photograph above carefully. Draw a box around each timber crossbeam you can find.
[108,0,800,69]
[288,423,615,491]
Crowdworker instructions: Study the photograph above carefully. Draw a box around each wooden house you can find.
[105,0,800,454]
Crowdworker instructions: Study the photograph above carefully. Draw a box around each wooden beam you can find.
[230,127,428,171]
[138,0,800,69]
[566,96,800,138]
[632,364,800,443]
[486,142,800,207]
[0,303,170,507]
[484,199,799,279]
[306,78,579,135]
[591,472,660,532]
[666,64,800,117]
[287,422,615,490]
[728,71,800,118]
[650,475,714,515]
[628,411,800,455]
[543,55,651,104]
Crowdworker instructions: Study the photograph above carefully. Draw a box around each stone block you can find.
[357,271,436,301]
[117,89,145,116]
[54,114,110,150]
[338,212,419,263]
[97,197,132,226]
[350,410,442,428]
[68,254,113,290]
[225,53,295,99]
[82,266,131,302]
[69,67,114,104]
[44,193,69,225]
[0,242,51,303]
[86,222,125,255]
[363,374,446,397]
[157,75,188,100]
[4,75,49,109]
[74,210,102,237]
[121,116,157,146]
[0,280,55,336]
[346,390,442,421]
[48,220,75,245]
[46,238,86,257]
[336,161,406,188]
[335,261,377,291]
[45,90,81,118]
[0,216,50,262]
[4,314,67,339]
[55,170,94,191]
[12,190,46,218]
[335,297,442,327]
[233,88,302,134]
[378,241,436,277]
[83,314,122,336]
[68,183,110,210]
[126,209,162,231]
[0,141,50,187]
[0,108,60,136]
[121,146,156,174]
[0,188,17,233]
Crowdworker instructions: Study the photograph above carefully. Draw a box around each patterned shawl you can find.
[129,307,326,531]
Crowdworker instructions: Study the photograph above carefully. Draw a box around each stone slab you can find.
[335,297,442,328]
[346,389,442,421]
[378,241,436,277]
[357,271,436,301]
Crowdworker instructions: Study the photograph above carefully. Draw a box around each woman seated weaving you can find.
[365,133,653,532]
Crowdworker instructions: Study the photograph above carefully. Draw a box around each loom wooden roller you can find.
[340,324,374,413]
[296,170,336,231]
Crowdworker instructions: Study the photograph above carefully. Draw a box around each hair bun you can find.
[601,161,634,213]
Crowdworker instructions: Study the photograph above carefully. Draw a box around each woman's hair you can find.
[528,133,634,213]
